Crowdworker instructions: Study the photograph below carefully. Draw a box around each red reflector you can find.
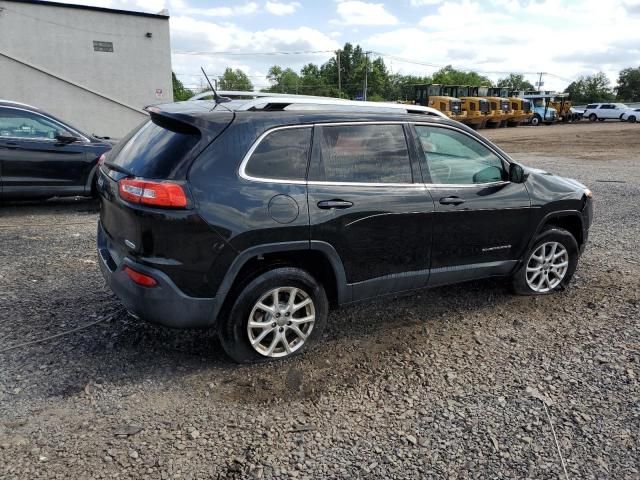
[119,179,187,208]
[123,266,158,287]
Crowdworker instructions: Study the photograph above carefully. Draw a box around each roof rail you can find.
[0,98,38,109]
[189,91,447,118]
[190,90,327,101]
[235,96,448,118]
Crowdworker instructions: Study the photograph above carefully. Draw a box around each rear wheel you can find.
[588,113,597,122]
[219,267,328,363]
[512,226,578,295]
[629,115,637,123]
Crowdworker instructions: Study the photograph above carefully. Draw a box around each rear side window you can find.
[586,104,597,109]
[244,127,312,181]
[312,124,412,184]
[109,118,200,179]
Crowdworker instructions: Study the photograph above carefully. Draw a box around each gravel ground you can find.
[1,122,639,479]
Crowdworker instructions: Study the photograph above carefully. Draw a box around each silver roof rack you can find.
[0,99,38,109]
[190,90,327,101]
[189,91,447,118]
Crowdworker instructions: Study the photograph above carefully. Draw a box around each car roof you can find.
[150,100,468,132]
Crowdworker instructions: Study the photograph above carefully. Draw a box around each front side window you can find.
[0,108,62,140]
[586,104,597,109]
[414,125,506,184]
[312,124,412,184]
[245,127,312,181]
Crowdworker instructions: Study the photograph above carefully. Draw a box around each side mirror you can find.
[55,131,78,144]
[509,163,525,183]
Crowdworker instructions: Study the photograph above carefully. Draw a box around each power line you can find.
[173,49,335,56]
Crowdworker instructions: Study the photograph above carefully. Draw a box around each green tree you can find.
[497,73,534,91]
[432,66,493,87]
[616,66,640,101]
[264,66,301,94]
[218,67,253,91]
[564,72,615,103]
[172,72,193,101]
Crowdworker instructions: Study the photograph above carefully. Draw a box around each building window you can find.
[93,41,114,53]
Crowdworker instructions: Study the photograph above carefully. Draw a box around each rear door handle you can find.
[317,199,353,210]
[439,196,465,206]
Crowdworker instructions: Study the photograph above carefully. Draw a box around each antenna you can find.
[200,67,231,103]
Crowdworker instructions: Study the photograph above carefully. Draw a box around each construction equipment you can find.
[414,84,467,121]
[548,93,580,122]
[442,85,490,129]
[484,87,512,127]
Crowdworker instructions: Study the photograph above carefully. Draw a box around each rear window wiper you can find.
[103,161,135,177]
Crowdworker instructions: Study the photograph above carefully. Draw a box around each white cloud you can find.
[365,0,640,90]
[190,2,259,16]
[265,1,301,15]
[410,0,443,6]
[333,1,399,26]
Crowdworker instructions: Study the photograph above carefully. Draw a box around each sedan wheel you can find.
[629,115,637,123]
[247,287,315,358]
[525,242,569,293]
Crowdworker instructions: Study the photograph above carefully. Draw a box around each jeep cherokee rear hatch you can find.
[98,104,234,296]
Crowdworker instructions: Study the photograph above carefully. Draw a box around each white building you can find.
[0,0,172,138]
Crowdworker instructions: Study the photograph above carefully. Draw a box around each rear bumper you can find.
[97,222,219,329]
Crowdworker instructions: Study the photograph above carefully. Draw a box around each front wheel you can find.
[512,226,579,295]
[219,267,328,363]
[589,113,597,122]
[530,114,541,126]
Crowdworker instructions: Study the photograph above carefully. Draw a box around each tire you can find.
[512,226,579,295]
[588,113,597,122]
[530,114,541,126]
[218,267,328,363]
[629,115,636,123]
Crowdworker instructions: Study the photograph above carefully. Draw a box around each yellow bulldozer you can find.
[547,93,580,122]
[414,84,467,121]
[487,87,533,126]
[485,87,513,127]
[442,85,490,129]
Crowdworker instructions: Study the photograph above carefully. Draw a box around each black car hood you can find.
[522,165,588,191]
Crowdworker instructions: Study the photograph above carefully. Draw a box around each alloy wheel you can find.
[525,241,569,293]
[247,287,315,358]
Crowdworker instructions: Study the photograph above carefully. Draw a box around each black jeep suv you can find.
[97,98,593,363]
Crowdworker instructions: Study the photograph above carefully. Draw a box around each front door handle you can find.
[317,199,353,210]
[439,196,465,206]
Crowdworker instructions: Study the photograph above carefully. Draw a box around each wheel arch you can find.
[528,210,584,253]
[215,241,349,316]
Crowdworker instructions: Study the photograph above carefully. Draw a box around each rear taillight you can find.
[123,266,158,287]
[118,179,187,208]
[98,153,106,167]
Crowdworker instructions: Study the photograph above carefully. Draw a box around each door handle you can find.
[439,196,465,206]
[317,199,353,210]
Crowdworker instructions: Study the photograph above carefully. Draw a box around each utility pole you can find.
[336,50,342,98]
[537,72,546,90]
[363,51,370,101]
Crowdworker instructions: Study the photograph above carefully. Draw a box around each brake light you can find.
[123,266,158,287]
[98,153,106,166]
[119,179,187,208]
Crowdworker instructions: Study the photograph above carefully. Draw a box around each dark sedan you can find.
[0,100,113,199]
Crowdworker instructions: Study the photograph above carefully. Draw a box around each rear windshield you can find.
[108,117,200,179]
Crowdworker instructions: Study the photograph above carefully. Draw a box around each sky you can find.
[57,0,640,92]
